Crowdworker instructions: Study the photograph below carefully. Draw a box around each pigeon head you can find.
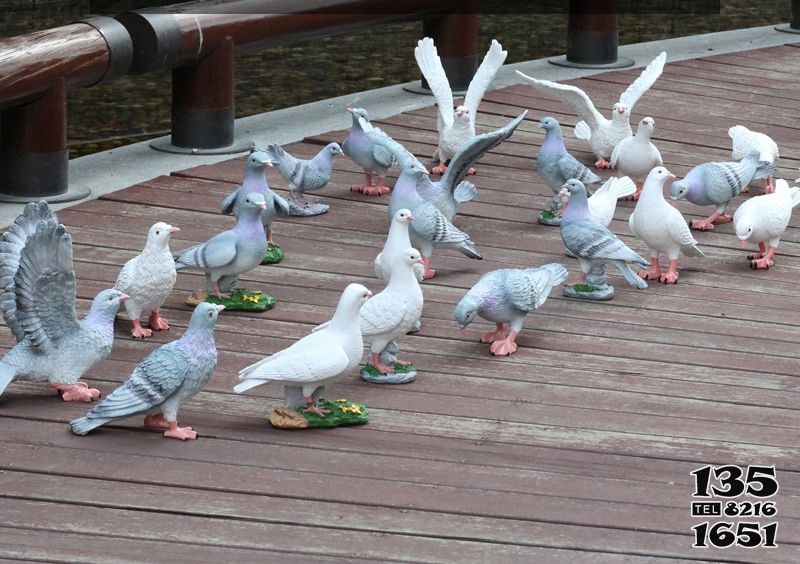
[247,150,273,170]
[669,177,692,201]
[335,283,373,323]
[146,221,179,250]
[325,142,344,157]
[560,179,591,220]
[563,178,588,197]
[637,117,655,136]
[238,192,268,212]
[454,105,470,121]
[393,209,414,224]
[735,220,754,244]
[187,302,225,335]
[89,288,129,320]
[647,166,676,187]
[392,247,423,269]
[538,116,559,131]
[454,292,482,329]
[405,161,430,178]
[612,103,630,120]
[347,107,369,124]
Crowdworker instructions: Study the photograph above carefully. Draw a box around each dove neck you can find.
[312,149,334,173]
[639,179,665,203]
[182,325,216,348]
[542,128,565,151]
[393,172,423,202]
[329,300,361,332]
[635,126,652,141]
[562,191,591,221]
[243,166,268,187]
[234,207,266,234]
[83,307,117,329]
[386,261,419,290]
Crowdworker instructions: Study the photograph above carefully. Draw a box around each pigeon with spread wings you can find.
[415,37,507,175]
[516,52,666,168]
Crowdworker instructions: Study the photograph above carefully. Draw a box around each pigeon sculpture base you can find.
[538,210,562,226]
[361,362,417,384]
[185,288,276,312]
[562,283,614,301]
[261,242,284,264]
[268,399,369,429]
[287,199,329,217]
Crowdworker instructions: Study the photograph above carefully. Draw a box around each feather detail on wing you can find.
[728,125,779,163]
[264,144,299,182]
[12,221,80,352]
[464,39,507,128]
[618,51,666,110]
[415,37,454,129]
[515,71,604,133]
[174,233,238,271]
[358,117,407,170]
[666,209,704,257]
[411,203,471,245]
[359,294,408,336]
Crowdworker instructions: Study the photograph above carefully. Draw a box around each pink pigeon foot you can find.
[764,176,775,194]
[148,311,170,332]
[421,257,436,280]
[163,421,197,440]
[431,161,447,175]
[211,282,225,299]
[638,258,662,281]
[55,382,101,402]
[594,157,612,169]
[144,414,171,430]
[351,174,374,194]
[304,396,331,417]
[690,211,730,231]
[750,246,777,270]
[747,242,768,261]
[467,167,476,175]
[490,331,519,356]
[130,319,152,339]
[369,353,396,374]
[659,260,680,284]
[481,323,506,344]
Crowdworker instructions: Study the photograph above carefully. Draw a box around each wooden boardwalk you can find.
[2,44,800,562]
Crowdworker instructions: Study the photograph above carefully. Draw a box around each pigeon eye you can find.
[246,199,251,204]
[107,296,113,301]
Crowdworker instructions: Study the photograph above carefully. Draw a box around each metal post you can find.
[151,36,252,154]
[775,0,800,33]
[550,0,633,69]
[406,5,478,95]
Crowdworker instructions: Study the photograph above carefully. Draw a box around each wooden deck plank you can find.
[3,42,800,561]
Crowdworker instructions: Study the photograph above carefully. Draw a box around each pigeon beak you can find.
[119,293,130,302]
[537,123,543,129]
[169,226,180,234]
[407,214,414,221]
[618,107,625,114]
[740,239,748,248]
[458,324,466,330]
[421,167,430,175]
[258,203,267,209]
[216,304,226,312]
[264,160,274,167]
[668,173,676,181]
[346,107,355,114]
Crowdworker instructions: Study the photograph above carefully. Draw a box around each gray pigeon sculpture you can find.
[70,302,223,440]
[0,202,127,402]
[221,150,291,245]
[174,192,268,298]
[264,142,343,216]
[536,116,602,225]
[561,179,650,298]
[455,264,567,356]
[670,150,776,231]
[342,107,396,196]
[389,160,483,279]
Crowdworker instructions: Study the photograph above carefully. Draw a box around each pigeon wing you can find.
[174,231,238,271]
[618,52,666,111]
[271,190,292,216]
[464,39,508,128]
[239,335,351,384]
[84,343,186,419]
[563,220,644,263]
[411,203,471,245]
[505,270,551,312]
[359,293,408,336]
[13,221,80,353]
[515,71,604,132]
[220,188,239,215]
[666,208,703,253]
[264,144,299,183]
[441,111,527,193]
[415,37,454,129]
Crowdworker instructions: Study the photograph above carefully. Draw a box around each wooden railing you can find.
[0,0,630,202]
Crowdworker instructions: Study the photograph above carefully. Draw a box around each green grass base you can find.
[303,399,369,428]
[202,288,276,312]
[361,363,415,376]
[261,242,284,264]
[541,210,557,220]
[572,284,602,293]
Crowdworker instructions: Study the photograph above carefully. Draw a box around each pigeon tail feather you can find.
[614,260,648,289]
[574,121,591,141]
[233,379,267,394]
[537,263,569,286]
[752,161,777,181]
[681,244,705,258]
[69,415,111,436]
[0,362,15,396]
[458,240,483,260]
[790,187,800,208]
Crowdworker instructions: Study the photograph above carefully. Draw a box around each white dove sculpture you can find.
[729,125,779,193]
[734,178,800,269]
[415,37,507,175]
[375,209,425,283]
[234,283,372,416]
[516,51,666,168]
[629,167,704,284]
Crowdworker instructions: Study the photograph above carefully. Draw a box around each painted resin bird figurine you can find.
[115,222,179,339]
[629,167,704,284]
[221,150,290,245]
[343,107,396,195]
[455,264,567,356]
[264,142,343,215]
[234,283,372,416]
[559,176,636,228]
[536,116,601,223]
[729,125,779,193]
[561,179,650,289]
[734,178,800,269]
[0,202,127,402]
[517,52,666,168]
[670,151,776,231]
[174,192,268,298]
[375,209,425,282]
[361,249,424,374]
[610,116,663,199]
[389,161,482,279]
[70,302,223,440]
[415,37,507,175]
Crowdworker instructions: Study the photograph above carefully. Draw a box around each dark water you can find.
[0,1,791,157]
